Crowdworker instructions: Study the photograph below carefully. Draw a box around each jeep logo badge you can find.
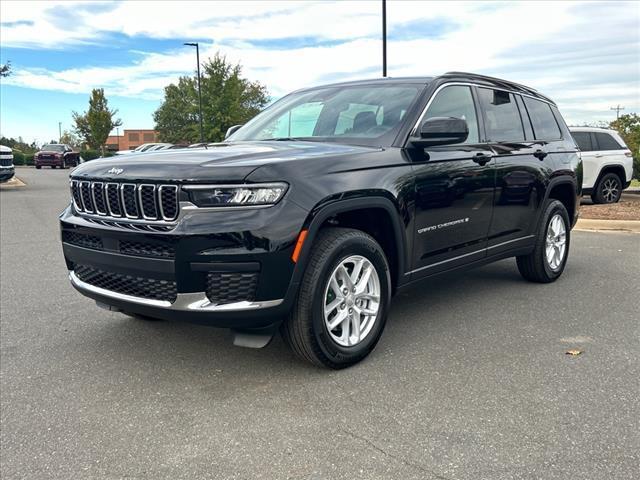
[107,167,123,175]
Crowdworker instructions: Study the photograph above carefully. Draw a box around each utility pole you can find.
[58,122,62,142]
[184,42,205,143]
[610,105,625,120]
[116,127,120,150]
[382,0,387,77]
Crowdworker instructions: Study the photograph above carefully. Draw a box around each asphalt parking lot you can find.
[1,168,639,480]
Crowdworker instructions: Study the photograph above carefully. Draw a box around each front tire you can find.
[592,172,622,204]
[516,199,570,283]
[281,228,391,369]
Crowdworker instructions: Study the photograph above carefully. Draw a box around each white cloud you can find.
[1,0,639,126]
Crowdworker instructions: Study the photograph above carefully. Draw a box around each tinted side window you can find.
[523,97,561,140]
[477,88,524,142]
[425,85,479,143]
[572,132,593,151]
[594,132,623,150]
[515,95,534,140]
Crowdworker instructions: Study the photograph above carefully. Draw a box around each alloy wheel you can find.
[323,255,381,347]
[601,177,620,203]
[545,213,566,270]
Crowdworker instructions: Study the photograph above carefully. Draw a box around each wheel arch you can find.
[545,177,578,227]
[594,164,626,187]
[291,195,409,293]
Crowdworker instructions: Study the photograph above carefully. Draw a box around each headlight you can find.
[184,183,288,208]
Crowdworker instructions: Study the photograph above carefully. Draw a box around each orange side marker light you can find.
[291,229,308,263]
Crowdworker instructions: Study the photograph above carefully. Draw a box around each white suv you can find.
[0,145,15,183]
[570,127,633,203]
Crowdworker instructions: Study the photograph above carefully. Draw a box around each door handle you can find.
[533,149,548,160]
[472,152,493,166]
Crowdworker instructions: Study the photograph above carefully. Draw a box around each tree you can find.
[0,61,10,77]
[59,130,82,149]
[0,136,38,154]
[154,53,269,143]
[72,89,122,154]
[610,113,640,180]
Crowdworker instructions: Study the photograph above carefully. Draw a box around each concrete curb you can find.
[575,218,640,233]
[0,177,26,189]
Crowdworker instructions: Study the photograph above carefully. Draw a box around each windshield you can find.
[42,144,65,152]
[228,84,423,146]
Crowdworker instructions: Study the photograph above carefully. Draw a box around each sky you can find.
[0,0,639,144]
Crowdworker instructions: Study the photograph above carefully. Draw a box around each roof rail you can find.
[442,71,553,103]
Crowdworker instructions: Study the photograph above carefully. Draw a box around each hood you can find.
[71,141,376,183]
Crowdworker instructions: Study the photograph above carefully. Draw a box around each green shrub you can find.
[80,150,116,161]
[12,151,25,165]
[81,150,100,161]
[633,156,640,180]
[24,154,34,165]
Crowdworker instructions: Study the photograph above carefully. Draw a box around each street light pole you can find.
[58,122,62,142]
[382,0,387,77]
[184,42,204,143]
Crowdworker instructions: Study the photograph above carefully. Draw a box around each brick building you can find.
[106,129,159,151]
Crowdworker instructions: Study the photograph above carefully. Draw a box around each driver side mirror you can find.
[225,125,243,139]
[411,117,469,147]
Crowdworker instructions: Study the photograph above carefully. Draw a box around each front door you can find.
[411,85,495,277]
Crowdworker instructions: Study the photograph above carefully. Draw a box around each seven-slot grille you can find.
[70,180,178,221]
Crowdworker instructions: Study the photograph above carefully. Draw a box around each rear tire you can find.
[35,165,41,169]
[516,199,570,283]
[281,228,391,369]
[591,172,622,204]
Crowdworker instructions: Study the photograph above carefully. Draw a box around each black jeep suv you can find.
[60,72,581,368]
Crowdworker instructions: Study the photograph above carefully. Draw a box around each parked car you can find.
[60,72,581,368]
[114,143,171,155]
[569,127,633,203]
[149,143,173,151]
[0,145,15,182]
[35,144,80,169]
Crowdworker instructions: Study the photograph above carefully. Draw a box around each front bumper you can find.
[60,199,308,328]
[35,157,63,166]
[0,166,15,182]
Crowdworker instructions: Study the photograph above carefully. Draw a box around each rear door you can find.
[477,88,556,253]
[593,132,630,182]
[411,85,496,276]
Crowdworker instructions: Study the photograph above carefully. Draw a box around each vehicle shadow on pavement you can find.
[78,259,532,378]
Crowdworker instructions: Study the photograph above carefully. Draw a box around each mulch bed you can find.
[580,194,640,221]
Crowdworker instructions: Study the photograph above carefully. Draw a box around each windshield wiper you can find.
[261,137,304,141]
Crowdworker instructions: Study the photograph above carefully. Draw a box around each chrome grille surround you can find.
[91,182,107,215]
[121,183,139,219]
[105,183,123,217]
[157,185,179,220]
[70,179,179,225]
[80,181,94,213]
